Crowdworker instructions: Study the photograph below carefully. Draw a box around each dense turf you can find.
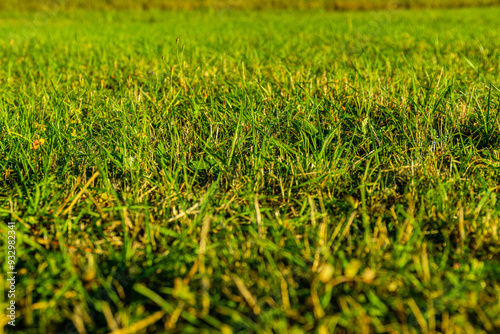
[1,7,500,334]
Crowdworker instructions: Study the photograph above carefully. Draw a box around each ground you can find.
[0,6,500,334]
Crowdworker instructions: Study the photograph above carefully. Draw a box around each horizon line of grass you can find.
[2,0,500,12]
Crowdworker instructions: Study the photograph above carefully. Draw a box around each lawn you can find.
[1,6,500,334]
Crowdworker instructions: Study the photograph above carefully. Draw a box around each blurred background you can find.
[1,0,500,11]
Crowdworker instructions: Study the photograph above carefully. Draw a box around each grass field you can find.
[2,0,500,11]
[1,6,500,334]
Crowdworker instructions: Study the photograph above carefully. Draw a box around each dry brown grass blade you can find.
[57,171,100,217]
[254,194,263,240]
[232,275,260,315]
[408,298,428,334]
[109,311,165,334]
[199,215,211,313]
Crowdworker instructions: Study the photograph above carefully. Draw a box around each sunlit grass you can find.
[0,7,500,333]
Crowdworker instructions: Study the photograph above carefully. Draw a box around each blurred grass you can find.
[0,6,500,334]
[1,0,500,11]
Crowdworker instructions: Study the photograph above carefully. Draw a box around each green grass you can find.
[1,7,500,334]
